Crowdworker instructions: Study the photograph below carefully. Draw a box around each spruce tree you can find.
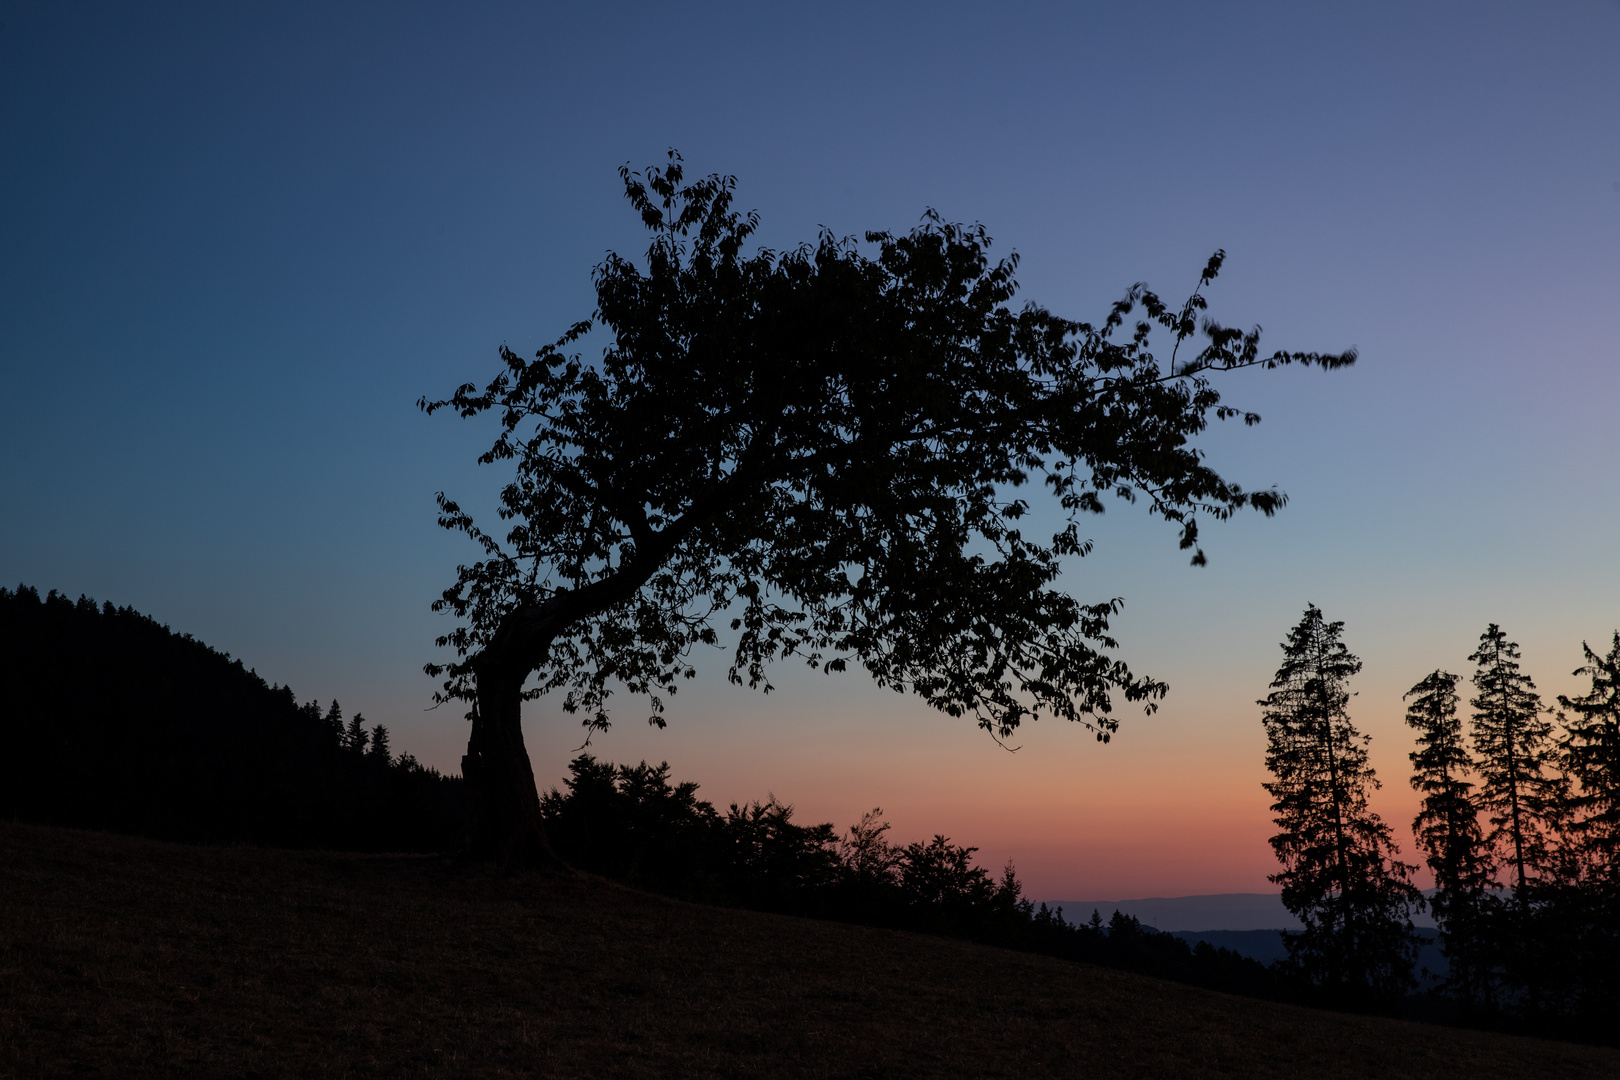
[1469,625,1560,896]
[322,699,344,744]
[1404,669,1492,1004]
[367,723,392,766]
[1549,632,1620,1034]
[1557,632,1620,881]
[343,712,369,756]
[1260,604,1420,1006]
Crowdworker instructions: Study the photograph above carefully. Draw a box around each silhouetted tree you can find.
[341,709,369,755]
[420,152,1357,862]
[367,723,392,765]
[1404,669,1492,1006]
[721,797,839,910]
[1260,604,1420,1007]
[898,834,1003,932]
[1558,632,1620,882]
[1513,632,1620,1031]
[322,699,344,742]
[838,807,902,882]
[1469,625,1561,897]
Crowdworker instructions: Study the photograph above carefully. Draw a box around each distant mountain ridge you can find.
[1165,929,1447,979]
[1041,896,1448,974]
[1046,892,1437,932]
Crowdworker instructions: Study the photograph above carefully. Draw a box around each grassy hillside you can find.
[2,824,1614,1079]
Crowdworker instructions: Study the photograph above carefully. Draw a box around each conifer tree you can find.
[1404,669,1492,1003]
[1557,632,1620,881]
[1469,625,1560,896]
[368,723,392,766]
[1260,604,1420,1006]
[323,699,344,744]
[343,712,369,756]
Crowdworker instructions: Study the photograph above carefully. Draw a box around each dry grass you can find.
[1,822,1613,1079]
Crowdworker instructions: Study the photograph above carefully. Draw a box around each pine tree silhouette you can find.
[323,700,344,743]
[1558,632,1620,882]
[1469,625,1562,897]
[344,712,370,756]
[368,723,392,766]
[1404,669,1493,1007]
[1260,604,1420,1007]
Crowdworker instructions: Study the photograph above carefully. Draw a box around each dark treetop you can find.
[421,154,1355,747]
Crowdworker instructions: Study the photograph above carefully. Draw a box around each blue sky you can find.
[3,0,1617,896]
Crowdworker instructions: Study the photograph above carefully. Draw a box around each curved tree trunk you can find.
[462,659,562,867]
[455,575,674,865]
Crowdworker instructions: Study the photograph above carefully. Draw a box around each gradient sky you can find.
[3,1,1617,899]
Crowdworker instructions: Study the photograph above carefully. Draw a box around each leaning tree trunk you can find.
[462,656,561,867]
[458,582,658,865]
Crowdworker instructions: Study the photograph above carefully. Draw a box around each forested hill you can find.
[0,585,460,851]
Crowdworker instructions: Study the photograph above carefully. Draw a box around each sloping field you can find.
[1,823,1612,1079]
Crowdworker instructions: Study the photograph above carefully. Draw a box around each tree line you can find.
[538,752,1280,1000]
[1261,604,1620,1039]
[0,585,461,851]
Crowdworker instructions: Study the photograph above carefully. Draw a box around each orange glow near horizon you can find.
[387,594,1617,903]
[514,645,1489,901]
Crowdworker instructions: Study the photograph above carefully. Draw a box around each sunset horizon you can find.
[7,2,1619,903]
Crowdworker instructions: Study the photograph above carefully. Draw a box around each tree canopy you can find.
[421,153,1356,753]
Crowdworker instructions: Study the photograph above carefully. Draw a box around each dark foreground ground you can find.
[2,824,1615,1079]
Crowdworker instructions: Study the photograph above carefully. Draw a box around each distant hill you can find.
[1052,894,1451,981]
[0,585,461,850]
[1049,892,1437,931]
[1170,928,1294,964]
[1168,929,1449,981]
